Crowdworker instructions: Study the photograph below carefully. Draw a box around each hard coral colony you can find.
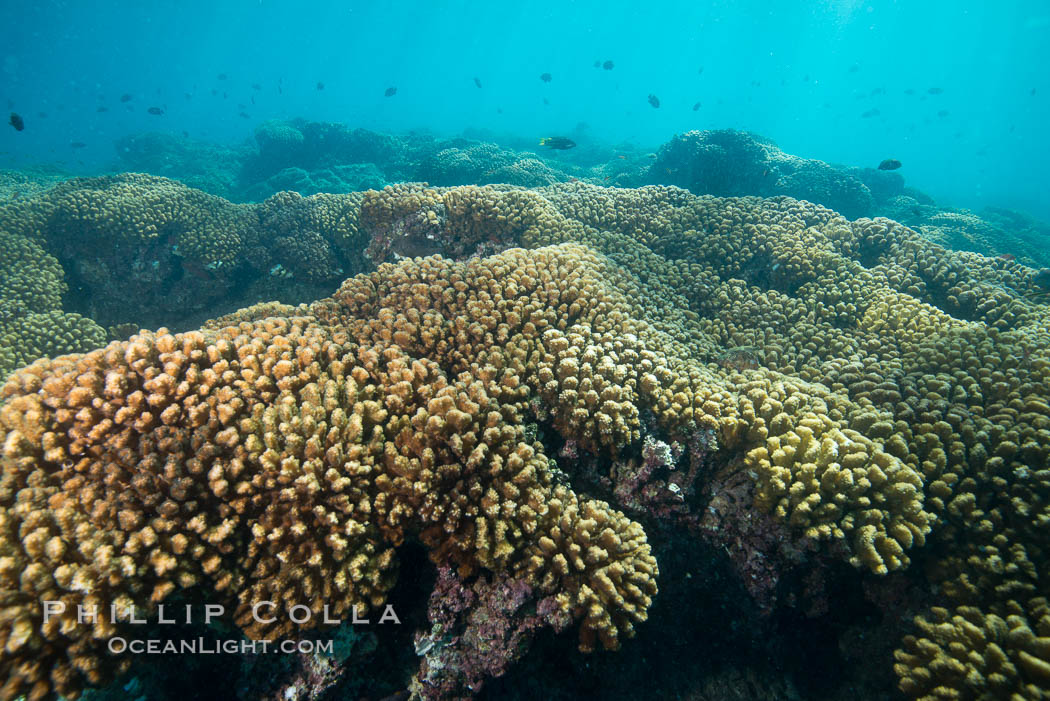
[0,175,1047,701]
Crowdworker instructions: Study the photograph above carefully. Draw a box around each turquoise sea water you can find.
[2,0,1048,218]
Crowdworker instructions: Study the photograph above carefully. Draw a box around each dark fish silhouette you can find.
[998,253,1016,262]
[147,106,164,115]
[473,77,482,88]
[648,94,660,108]
[238,112,250,119]
[692,101,701,111]
[251,83,261,90]
[937,109,949,118]
[878,159,902,170]
[927,87,943,95]
[861,108,880,118]
[543,97,549,105]
[593,60,601,68]
[539,137,576,150]
[120,93,133,102]
[96,106,108,113]
[8,112,24,131]
[540,72,552,83]
[316,81,325,90]
[384,86,397,97]
[217,73,228,80]
[603,60,614,70]
[698,66,704,74]
[69,142,87,149]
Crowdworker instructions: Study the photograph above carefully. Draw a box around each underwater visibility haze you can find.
[1,1,1050,700]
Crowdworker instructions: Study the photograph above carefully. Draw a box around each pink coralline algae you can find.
[412,567,571,700]
[698,466,820,615]
[606,431,714,524]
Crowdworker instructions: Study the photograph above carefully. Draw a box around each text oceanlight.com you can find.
[42,601,401,655]
[108,637,335,655]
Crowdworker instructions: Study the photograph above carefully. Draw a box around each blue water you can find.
[1,0,1048,218]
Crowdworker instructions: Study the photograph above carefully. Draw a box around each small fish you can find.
[251,95,255,104]
[147,106,164,115]
[217,73,227,80]
[184,92,192,100]
[904,88,915,95]
[120,93,133,102]
[8,112,24,131]
[69,141,87,149]
[647,153,657,159]
[762,168,770,177]
[604,175,612,181]
[37,112,47,118]
[1031,87,1036,96]
[927,87,943,95]
[96,106,109,113]
[617,155,627,160]
[539,136,576,150]
[238,111,250,119]
[222,92,227,99]
[698,66,704,74]
[316,81,325,90]
[937,109,949,118]
[692,101,701,111]
[251,83,262,90]
[473,77,482,88]
[540,72,552,83]
[543,97,549,105]
[878,158,902,170]
[648,94,660,108]
[385,86,397,97]
[211,88,218,96]
[998,253,1016,262]
[593,60,601,68]
[603,60,614,70]
[182,130,189,137]
[848,64,860,73]
[861,108,880,118]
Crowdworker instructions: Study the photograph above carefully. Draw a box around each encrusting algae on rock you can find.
[0,180,1048,698]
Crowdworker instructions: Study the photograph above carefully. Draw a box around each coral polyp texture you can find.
[1,179,1049,699]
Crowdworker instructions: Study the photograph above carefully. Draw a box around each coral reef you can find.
[113,132,248,201]
[241,164,387,202]
[0,230,106,379]
[1,177,1050,699]
[649,129,874,219]
[0,174,369,329]
[244,120,406,187]
[412,566,571,699]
